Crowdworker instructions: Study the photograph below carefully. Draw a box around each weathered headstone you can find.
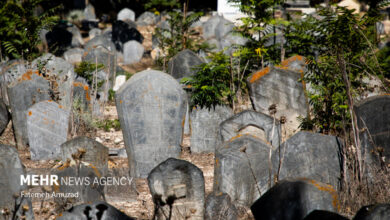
[167,49,204,80]
[205,192,238,220]
[123,40,144,65]
[220,110,281,147]
[64,47,84,64]
[32,53,75,110]
[354,204,390,220]
[247,55,309,135]
[355,95,390,165]
[27,101,70,160]
[88,28,102,39]
[73,80,91,111]
[115,70,187,178]
[0,144,34,220]
[215,18,234,40]
[61,136,108,170]
[214,134,274,206]
[7,70,51,149]
[202,15,223,39]
[58,201,135,220]
[0,60,27,106]
[190,105,233,153]
[250,178,340,220]
[67,25,84,47]
[112,20,143,51]
[274,131,342,188]
[136,11,159,26]
[84,35,116,52]
[117,8,136,22]
[84,3,96,20]
[148,158,205,220]
[0,98,9,135]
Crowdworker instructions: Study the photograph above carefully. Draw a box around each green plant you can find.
[75,61,105,88]
[117,70,133,80]
[96,119,121,132]
[144,0,181,12]
[108,89,115,101]
[0,0,60,61]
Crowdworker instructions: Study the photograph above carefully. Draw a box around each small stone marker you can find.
[123,40,144,65]
[117,8,136,22]
[167,49,204,80]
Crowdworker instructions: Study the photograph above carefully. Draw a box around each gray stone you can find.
[0,144,34,220]
[64,48,84,64]
[148,158,205,220]
[215,18,235,40]
[88,28,102,39]
[67,25,84,47]
[113,75,126,92]
[32,54,75,110]
[0,60,27,106]
[202,15,222,39]
[214,134,274,206]
[355,95,390,165]
[247,55,309,134]
[274,131,342,188]
[115,70,187,178]
[0,98,9,135]
[205,192,238,220]
[190,105,233,153]
[27,101,70,160]
[61,136,108,170]
[84,35,116,52]
[117,8,135,22]
[58,201,135,220]
[354,204,390,220]
[84,4,96,20]
[73,79,91,111]
[136,11,159,26]
[7,71,51,149]
[123,40,144,65]
[220,110,281,147]
[167,49,204,80]
[251,179,340,220]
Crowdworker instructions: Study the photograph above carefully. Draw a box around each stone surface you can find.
[7,70,51,149]
[303,210,348,220]
[214,134,274,206]
[354,204,390,220]
[123,40,144,65]
[247,55,309,134]
[112,20,143,51]
[113,75,126,91]
[148,158,205,220]
[205,192,238,220]
[0,60,27,106]
[64,47,84,64]
[32,53,75,110]
[167,49,204,80]
[274,131,342,189]
[84,35,116,52]
[136,11,159,26]
[117,8,135,22]
[61,136,108,170]
[115,70,187,178]
[220,110,281,147]
[0,144,34,220]
[27,101,70,160]
[190,105,233,153]
[89,28,102,39]
[251,179,340,220]
[202,15,223,39]
[73,79,91,111]
[58,201,135,220]
[215,17,235,40]
[84,3,96,20]
[355,95,390,165]
[67,25,84,47]
[0,98,9,135]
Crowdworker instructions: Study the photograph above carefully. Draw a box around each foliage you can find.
[182,50,248,110]
[377,45,390,80]
[75,61,105,89]
[0,0,60,61]
[154,10,208,70]
[96,119,121,132]
[144,0,180,12]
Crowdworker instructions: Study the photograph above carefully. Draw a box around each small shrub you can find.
[75,61,105,88]
[96,119,121,132]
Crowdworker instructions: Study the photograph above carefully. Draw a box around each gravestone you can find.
[84,35,116,52]
[220,110,281,147]
[112,20,144,51]
[64,47,84,64]
[27,101,70,160]
[148,158,205,220]
[89,28,102,39]
[61,136,108,170]
[67,25,84,47]
[84,3,96,20]
[355,95,390,166]
[0,60,27,106]
[32,54,75,110]
[113,75,126,91]
[247,55,308,135]
[214,134,274,206]
[117,8,135,22]
[251,179,340,220]
[167,49,204,80]
[274,131,342,189]
[190,105,233,153]
[0,98,9,135]
[202,15,223,39]
[58,201,135,220]
[115,70,187,178]
[136,11,159,26]
[215,18,234,40]
[205,192,238,220]
[0,144,34,220]
[7,70,51,149]
[123,40,144,65]
[73,80,91,111]
[354,204,390,220]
